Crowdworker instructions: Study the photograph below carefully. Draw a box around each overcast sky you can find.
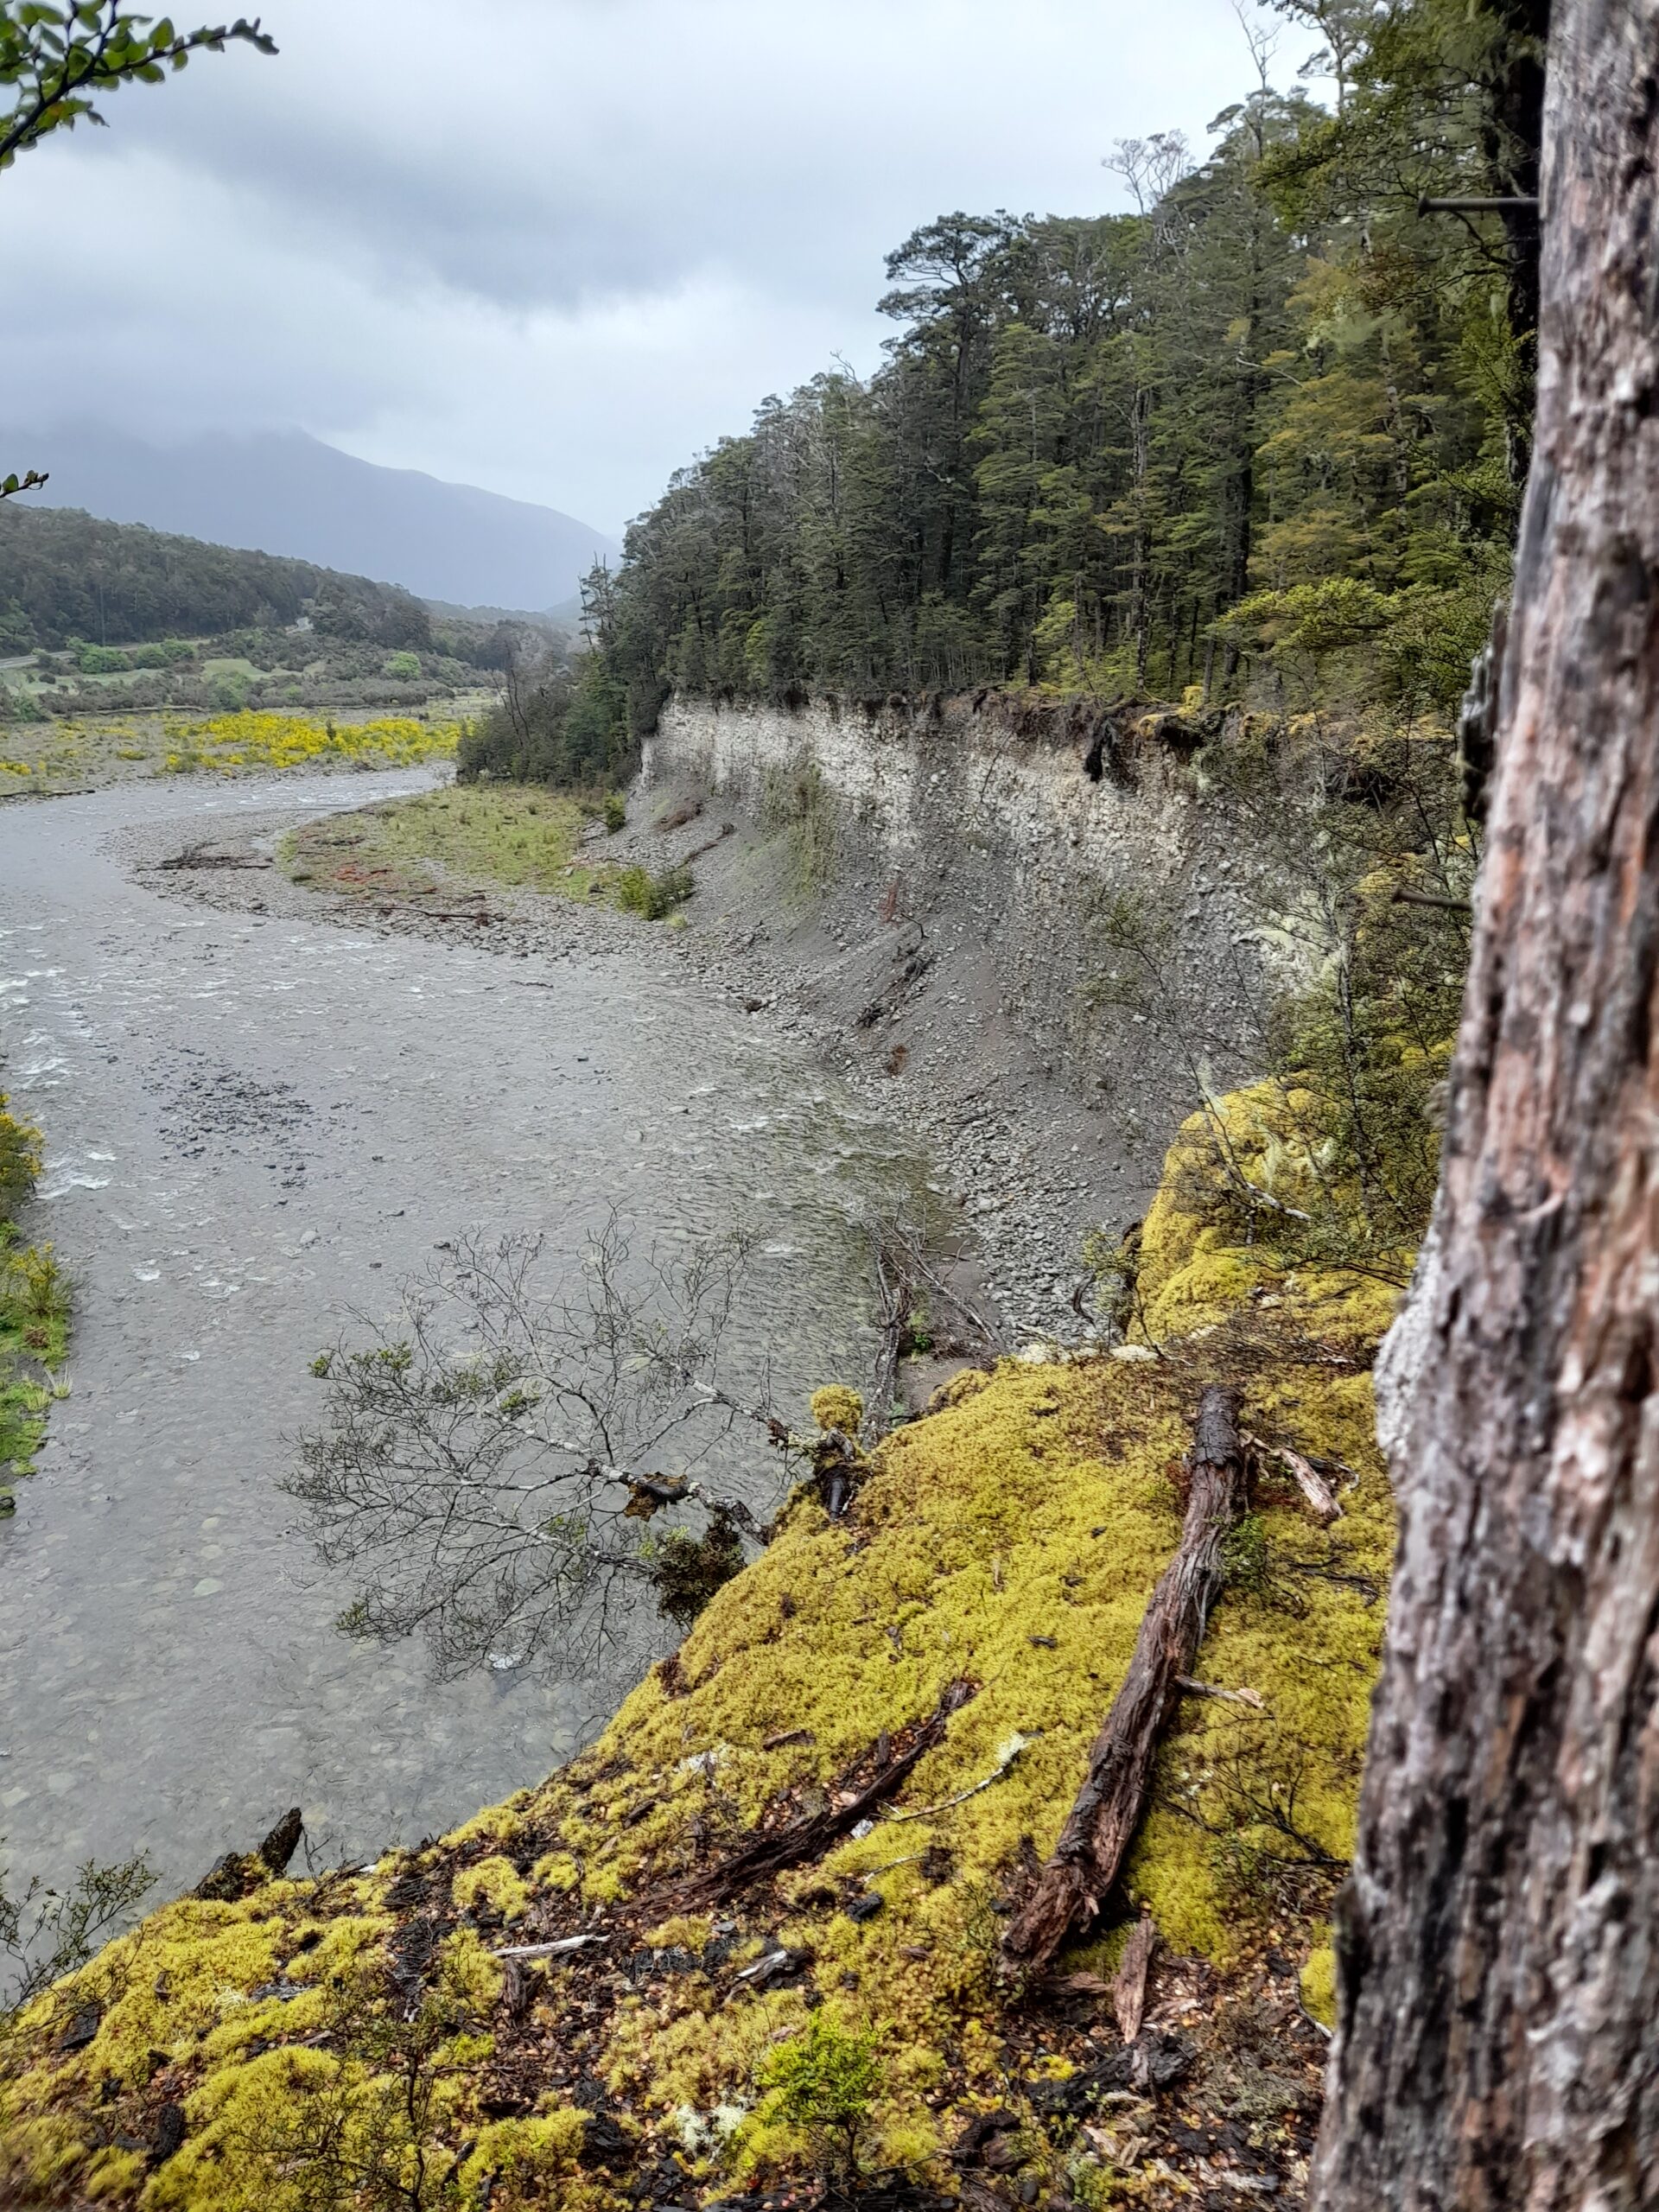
[3,0,1288,537]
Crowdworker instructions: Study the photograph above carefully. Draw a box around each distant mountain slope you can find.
[9,427,620,612]
[0,505,431,651]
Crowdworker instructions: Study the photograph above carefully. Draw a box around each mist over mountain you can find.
[10,427,620,614]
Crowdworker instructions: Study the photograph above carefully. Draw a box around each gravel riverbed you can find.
[0,768,938,1902]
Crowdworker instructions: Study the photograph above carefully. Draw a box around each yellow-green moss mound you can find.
[1136,1083,1404,1344]
[0,1096,1401,2209]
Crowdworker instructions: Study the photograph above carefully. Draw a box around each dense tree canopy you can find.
[0,503,430,651]
[594,0,1541,733]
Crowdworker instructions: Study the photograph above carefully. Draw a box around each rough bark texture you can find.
[1313,7,1659,2203]
[1001,1386,1246,1972]
[1112,1912,1157,2044]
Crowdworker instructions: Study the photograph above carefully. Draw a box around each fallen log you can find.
[1001,1385,1249,1974]
[655,1678,976,1910]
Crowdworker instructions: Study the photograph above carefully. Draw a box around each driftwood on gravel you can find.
[153,842,271,871]
[657,1677,977,1910]
[1001,1386,1249,1974]
[867,1218,1004,1440]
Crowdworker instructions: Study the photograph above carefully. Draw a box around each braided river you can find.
[0,770,927,1900]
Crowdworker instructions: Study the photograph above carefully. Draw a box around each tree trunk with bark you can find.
[1001,1386,1248,1974]
[1313,5,1659,2202]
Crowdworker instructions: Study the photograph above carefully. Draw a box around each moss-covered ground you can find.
[0,1099,1400,2209]
[0,1090,69,1500]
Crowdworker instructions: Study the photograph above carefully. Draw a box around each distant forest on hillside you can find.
[577,0,1534,745]
[0,505,435,653]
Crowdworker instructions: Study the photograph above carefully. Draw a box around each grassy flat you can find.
[283,785,691,919]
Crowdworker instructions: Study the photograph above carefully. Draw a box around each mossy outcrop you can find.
[0,1098,1401,2209]
[1,1087,70,1495]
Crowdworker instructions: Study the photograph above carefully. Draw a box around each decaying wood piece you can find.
[1001,1387,1249,1974]
[1113,1913,1157,2044]
[1243,1433,1343,1525]
[492,1933,607,1961]
[1313,8,1659,2201]
[257,1806,303,1877]
[656,1678,977,1910]
[191,1805,305,1900]
[866,1218,1003,1441]
[1175,1675,1266,1712]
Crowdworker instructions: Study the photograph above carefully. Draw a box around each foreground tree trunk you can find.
[1313,6,1659,2203]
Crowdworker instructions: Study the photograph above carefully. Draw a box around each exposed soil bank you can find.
[634,693,1281,1338]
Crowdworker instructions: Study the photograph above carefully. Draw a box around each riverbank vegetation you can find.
[281,786,690,921]
[159,714,464,779]
[0,1085,69,1502]
[0,711,469,795]
[0,1096,1394,2209]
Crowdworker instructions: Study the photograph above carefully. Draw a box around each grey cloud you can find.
[2,0,1276,531]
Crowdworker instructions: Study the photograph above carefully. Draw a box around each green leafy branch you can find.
[0,4,277,170]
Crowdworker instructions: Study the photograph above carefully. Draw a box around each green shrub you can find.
[603,791,627,833]
[755,2011,882,2180]
[613,862,691,920]
[647,1509,746,1629]
[456,647,635,791]
[384,650,422,680]
[760,759,836,892]
[74,645,129,675]
[0,1096,40,1217]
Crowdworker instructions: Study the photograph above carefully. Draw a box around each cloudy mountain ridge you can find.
[9,426,620,615]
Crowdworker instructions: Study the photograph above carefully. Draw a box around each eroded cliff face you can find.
[640,693,1293,1333]
[647,691,1279,1099]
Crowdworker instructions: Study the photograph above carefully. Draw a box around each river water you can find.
[0,770,929,1900]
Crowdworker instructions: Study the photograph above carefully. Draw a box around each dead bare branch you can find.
[283,1215,791,1680]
